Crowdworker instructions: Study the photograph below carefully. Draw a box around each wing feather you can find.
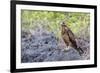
[67,29,77,48]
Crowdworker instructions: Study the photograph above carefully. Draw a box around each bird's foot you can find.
[62,46,70,52]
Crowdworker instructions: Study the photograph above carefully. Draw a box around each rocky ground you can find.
[21,29,90,63]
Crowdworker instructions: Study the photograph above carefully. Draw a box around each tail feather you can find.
[77,47,84,55]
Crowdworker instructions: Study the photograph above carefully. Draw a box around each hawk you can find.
[61,22,84,55]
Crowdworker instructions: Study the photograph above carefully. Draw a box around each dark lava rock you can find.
[21,30,88,63]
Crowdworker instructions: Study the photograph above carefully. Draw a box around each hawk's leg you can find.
[65,43,71,51]
[67,46,70,50]
[63,44,70,51]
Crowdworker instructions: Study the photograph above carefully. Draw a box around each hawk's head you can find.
[60,21,67,34]
[60,21,70,33]
[61,22,66,26]
[60,21,67,29]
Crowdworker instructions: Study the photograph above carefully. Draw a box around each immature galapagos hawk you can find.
[61,22,84,55]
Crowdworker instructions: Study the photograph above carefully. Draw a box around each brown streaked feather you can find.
[61,22,84,55]
[66,29,77,48]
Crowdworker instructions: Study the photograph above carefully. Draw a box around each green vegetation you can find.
[21,10,90,40]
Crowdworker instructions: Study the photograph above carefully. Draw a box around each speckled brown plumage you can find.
[61,22,84,55]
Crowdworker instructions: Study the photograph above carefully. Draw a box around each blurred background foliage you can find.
[21,10,90,41]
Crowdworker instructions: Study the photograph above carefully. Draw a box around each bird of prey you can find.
[61,22,84,55]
